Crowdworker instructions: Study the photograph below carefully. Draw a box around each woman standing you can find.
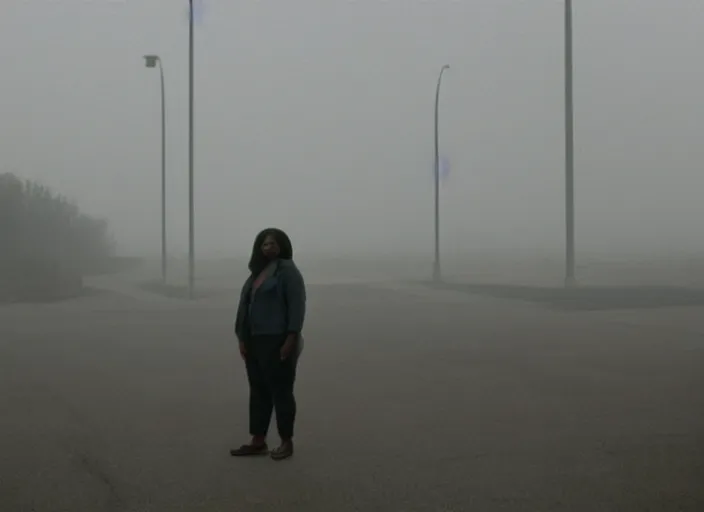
[231,228,306,461]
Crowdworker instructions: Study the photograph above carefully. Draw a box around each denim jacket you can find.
[234,259,306,341]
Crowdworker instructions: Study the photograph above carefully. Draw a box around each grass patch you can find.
[138,280,228,300]
[84,257,144,276]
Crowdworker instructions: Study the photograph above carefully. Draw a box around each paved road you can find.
[1,281,703,511]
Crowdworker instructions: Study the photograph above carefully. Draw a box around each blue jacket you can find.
[235,259,306,341]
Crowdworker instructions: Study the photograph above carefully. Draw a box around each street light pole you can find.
[433,64,450,283]
[144,55,167,285]
[564,0,576,287]
[188,0,196,299]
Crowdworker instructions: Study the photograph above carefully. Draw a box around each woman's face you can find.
[261,234,280,260]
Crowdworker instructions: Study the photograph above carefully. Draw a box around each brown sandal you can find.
[230,443,269,457]
[270,441,294,461]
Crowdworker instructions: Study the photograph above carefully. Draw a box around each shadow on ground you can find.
[426,282,704,311]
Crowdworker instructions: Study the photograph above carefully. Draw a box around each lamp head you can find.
[144,55,159,68]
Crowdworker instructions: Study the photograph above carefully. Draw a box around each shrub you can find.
[0,172,114,301]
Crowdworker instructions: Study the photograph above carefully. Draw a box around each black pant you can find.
[245,334,298,440]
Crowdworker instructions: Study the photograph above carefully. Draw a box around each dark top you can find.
[234,259,306,342]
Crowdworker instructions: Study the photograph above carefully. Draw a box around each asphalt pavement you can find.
[1,277,703,511]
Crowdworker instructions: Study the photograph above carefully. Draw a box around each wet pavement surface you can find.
[1,281,703,511]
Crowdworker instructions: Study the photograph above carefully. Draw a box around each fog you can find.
[2,0,704,262]
[3,5,704,507]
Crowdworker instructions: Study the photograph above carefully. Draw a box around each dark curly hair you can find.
[248,227,294,274]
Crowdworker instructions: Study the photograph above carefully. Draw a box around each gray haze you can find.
[2,0,704,260]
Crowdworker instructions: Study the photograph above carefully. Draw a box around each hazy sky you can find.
[2,1,704,259]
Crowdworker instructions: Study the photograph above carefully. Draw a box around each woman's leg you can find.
[246,351,274,441]
[273,355,297,439]
[230,339,273,456]
[270,343,298,460]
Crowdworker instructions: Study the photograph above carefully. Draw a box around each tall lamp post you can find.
[433,64,450,283]
[188,0,196,299]
[143,55,167,285]
[564,0,576,287]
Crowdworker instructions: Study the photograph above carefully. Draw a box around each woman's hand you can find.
[238,341,247,360]
[280,334,297,361]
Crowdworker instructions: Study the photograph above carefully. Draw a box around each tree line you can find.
[0,172,114,301]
